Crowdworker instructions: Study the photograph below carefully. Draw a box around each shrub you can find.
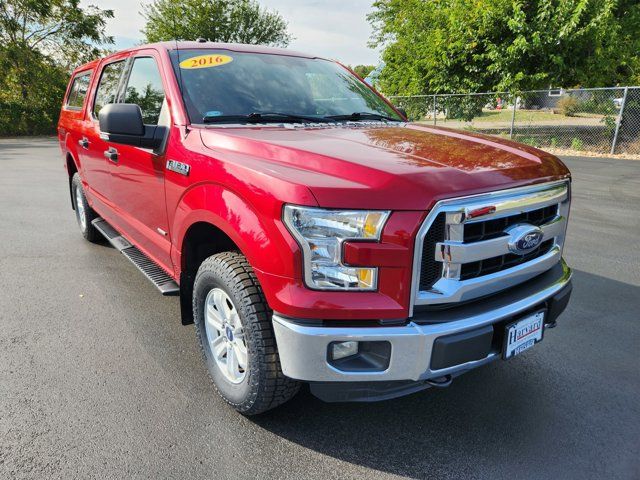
[0,101,60,136]
[601,115,617,136]
[571,137,585,150]
[520,137,540,147]
[557,96,582,117]
[582,95,617,115]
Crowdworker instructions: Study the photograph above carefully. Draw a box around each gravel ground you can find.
[0,138,638,479]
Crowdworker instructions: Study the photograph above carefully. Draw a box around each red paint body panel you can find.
[58,42,571,321]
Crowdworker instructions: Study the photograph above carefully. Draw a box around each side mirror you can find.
[98,103,165,149]
[396,107,408,120]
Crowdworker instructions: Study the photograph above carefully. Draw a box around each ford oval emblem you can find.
[505,224,544,255]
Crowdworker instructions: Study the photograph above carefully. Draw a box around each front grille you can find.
[459,239,554,280]
[413,181,570,308]
[419,213,445,291]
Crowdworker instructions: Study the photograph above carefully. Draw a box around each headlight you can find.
[283,205,390,290]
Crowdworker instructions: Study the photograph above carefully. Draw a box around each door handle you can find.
[78,137,89,149]
[103,148,119,163]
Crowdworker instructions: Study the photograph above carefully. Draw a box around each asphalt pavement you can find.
[0,137,638,479]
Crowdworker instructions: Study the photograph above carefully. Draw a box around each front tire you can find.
[71,173,100,242]
[193,252,299,415]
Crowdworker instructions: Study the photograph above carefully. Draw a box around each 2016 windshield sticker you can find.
[180,54,233,69]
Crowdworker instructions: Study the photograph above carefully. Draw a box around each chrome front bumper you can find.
[272,260,572,383]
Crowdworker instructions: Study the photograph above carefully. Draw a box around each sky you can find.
[79,0,381,66]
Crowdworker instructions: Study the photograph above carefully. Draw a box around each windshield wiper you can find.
[324,112,400,122]
[203,112,335,124]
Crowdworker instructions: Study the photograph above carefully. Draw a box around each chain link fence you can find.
[389,87,640,156]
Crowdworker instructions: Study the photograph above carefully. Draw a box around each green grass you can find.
[472,109,560,123]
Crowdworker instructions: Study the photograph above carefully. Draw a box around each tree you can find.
[351,65,376,79]
[368,0,640,96]
[0,0,113,135]
[141,0,292,47]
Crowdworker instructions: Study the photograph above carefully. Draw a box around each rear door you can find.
[105,51,173,270]
[79,59,128,207]
[59,69,92,170]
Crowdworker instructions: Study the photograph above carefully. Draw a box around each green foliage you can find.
[520,137,541,147]
[141,0,291,46]
[601,115,617,136]
[368,0,640,96]
[351,65,375,79]
[0,0,113,135]
[124,85,165,124]
[391,96,430,120]
[571,137,585,150]
[441,95,486,121]
[556,96,582,117]
[581,95,617,115]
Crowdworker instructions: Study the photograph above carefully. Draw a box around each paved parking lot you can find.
[1,137,639,479]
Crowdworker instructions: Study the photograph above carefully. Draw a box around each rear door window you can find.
[123,57,166,125]
[66,71,92,109]
[93,61,126,119]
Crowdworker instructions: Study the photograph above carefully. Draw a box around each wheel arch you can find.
[178,221,240,325]
[173,183,300,324]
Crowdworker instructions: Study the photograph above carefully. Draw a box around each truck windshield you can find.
[168,49,401,124]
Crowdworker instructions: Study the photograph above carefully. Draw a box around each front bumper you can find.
[272,260,572,387]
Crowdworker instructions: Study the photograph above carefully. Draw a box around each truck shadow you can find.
[248,269,640,479]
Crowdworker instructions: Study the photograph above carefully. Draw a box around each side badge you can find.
[166,159,190,176]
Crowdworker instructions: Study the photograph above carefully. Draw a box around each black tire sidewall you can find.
[194,269,254,406]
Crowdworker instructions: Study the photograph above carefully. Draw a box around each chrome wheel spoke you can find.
[226,344,238,379]
[213,290,231,322]
[211,335,226,360]
[233,341,248,369]
[205,303,224,333]
[229,311,241,329]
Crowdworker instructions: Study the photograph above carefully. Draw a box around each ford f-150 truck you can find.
[58,41,572,415]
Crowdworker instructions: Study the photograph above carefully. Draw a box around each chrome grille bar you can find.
[435,215,566,265]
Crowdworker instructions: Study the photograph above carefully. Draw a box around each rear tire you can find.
[71,173,100,242]
[193,251,299,415]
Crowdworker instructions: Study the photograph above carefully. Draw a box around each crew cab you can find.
[58,41,572,414]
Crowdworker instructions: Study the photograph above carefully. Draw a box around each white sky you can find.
[80,0,381,65]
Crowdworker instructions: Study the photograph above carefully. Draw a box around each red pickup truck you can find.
[58,41,572,414]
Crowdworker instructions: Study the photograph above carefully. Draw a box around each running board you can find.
[92,218,179,296]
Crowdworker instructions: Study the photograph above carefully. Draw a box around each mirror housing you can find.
[98,103,165,149]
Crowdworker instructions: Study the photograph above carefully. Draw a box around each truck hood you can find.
[199,123,570,210]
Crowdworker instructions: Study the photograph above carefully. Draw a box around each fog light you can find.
[331,341,358,360]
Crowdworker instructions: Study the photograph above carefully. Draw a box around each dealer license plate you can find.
[503,311,545,360]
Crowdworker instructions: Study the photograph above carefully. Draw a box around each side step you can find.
[92,218,179,296]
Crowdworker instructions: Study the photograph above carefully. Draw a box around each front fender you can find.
[171,183,306,280]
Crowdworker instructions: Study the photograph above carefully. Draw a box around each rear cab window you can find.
[65,71,92,110]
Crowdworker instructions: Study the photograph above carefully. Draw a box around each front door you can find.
[105,52,173,271]
[80,59,127,208]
